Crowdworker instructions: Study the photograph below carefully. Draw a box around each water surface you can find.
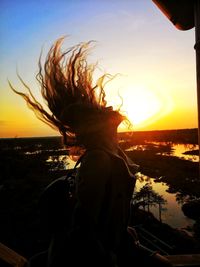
[135,173,194,231]
[46,142,198,232]
[126,142,199,162]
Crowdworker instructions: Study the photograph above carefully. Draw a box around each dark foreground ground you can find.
[0,128,199,259]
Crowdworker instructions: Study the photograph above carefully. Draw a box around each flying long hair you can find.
[9,37,119,146]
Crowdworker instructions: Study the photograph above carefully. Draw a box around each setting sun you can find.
[116,86,173,130]
[123,86,161,126]
[0,0,197,138]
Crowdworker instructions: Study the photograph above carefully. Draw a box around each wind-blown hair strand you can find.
[9,37,117,146]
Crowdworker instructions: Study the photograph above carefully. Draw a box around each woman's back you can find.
[48,148,137,267]
[75,149,136,246]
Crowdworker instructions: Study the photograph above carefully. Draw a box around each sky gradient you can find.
[0,0,198,137]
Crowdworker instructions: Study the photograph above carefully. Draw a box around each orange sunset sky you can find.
[0,0,198,138]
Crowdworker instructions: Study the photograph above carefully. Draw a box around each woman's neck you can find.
[84,130,119,153]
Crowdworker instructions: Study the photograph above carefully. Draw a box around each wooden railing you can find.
[128,226,200,267]
[1,241,200,267]
[166,254,200,267]
[0,243,27,267]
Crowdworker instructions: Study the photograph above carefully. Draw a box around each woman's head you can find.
[60,103,124,135]
[9,37,126,147]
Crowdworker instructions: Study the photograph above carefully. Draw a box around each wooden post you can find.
[194,0,200,177]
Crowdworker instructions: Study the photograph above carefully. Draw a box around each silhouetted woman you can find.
[10,38,172,267]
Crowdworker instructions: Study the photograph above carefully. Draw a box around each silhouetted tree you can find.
[132,183,167,221]
[153,193,167,222]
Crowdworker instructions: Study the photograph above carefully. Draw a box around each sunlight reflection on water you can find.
[155,142,199,162]
[46,143,197,232]
[135,173,194,231]
[126,142,199,162]
[46,155,76,169]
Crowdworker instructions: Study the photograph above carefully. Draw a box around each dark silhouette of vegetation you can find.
[0,128,199,258]
[118,128,198,145]
[132,183,167,222]
[154,194,167,222]
[125,148,199,197]
[0,138,68,258]
[130,208,200,254]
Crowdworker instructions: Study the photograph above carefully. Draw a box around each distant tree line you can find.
[118,128,198,145]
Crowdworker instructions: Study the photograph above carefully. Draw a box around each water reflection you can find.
[156,142,199,162]
[25,148,66,155]
[46,153,195,232]
[135,173,194,232]
[170,143,198,162]
[46,155,76,170]
[45,144,197,233]
[25,150,43,155]
[126,142,199,162]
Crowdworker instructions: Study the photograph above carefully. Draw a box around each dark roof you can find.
[152,0,194,31]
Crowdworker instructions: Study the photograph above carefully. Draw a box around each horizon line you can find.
[0,127,198,140]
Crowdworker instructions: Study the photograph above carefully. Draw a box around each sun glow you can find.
[124,88,161,125]
[115,86,173,130]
